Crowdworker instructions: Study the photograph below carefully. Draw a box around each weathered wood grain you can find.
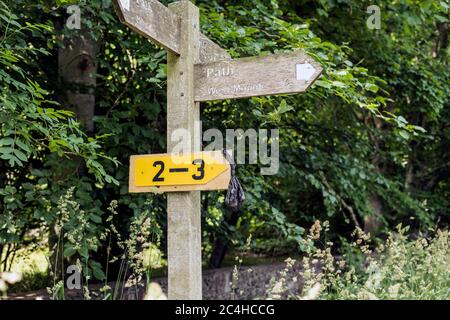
[199,33,231,63]
[194,50,323,102]
[113,0,230,63]
[113,0,181,54]
[166,1,202,301]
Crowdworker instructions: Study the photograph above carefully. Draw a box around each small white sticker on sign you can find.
[119,0,130,11]
[296,63,316,81]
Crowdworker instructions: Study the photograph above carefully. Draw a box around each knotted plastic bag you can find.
[223,150,245,211]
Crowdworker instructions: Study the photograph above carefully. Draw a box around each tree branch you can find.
[319,172,362,229]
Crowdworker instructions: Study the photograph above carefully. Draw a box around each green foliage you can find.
[302,0,450,224]
[196,0,448,251]
[274,222,450,300]
[0,0,117,280]
[0,0,448,294]
[0,0,117,178]
[53,187,107,282]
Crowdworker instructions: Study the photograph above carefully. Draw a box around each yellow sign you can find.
[129,151,231,193]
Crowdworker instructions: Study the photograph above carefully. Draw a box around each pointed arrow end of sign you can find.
[119,0,130,11]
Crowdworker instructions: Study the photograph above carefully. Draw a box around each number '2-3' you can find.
[152,159,205,182]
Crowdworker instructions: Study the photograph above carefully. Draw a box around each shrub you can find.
[269,221,450,300]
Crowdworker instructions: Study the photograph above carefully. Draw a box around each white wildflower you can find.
[301,283,321,300]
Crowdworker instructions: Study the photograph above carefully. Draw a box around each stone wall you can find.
[9,261,307,300]
[123,261,305,300]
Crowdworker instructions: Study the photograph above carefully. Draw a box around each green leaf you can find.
[55,0,80,6]
[332,81,346,88]
[399,130,410,140]
[414,126,427,133]
[0,138,14,146]
[315,80,332,89]
[278,99,293,114]
[13,149,27,162]
[15,140,30,153]
[78,247,89,259]
[0,147,14,154]
[89,213,102,224]
[63,245,77,258]
[92,267,106,281]
[89,261,106,281]
[397,116,408,124]
[365,83,379,93]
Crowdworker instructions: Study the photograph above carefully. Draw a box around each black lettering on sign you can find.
[192,159,205,180]
[169,168,189,173]
[152,161,165,182]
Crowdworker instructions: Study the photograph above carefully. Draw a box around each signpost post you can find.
[113,0,322,300]
[166,1,203,300]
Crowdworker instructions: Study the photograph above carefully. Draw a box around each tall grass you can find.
[46,189,165,300]
[268,221,450,300]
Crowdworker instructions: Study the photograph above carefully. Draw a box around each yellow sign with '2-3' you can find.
[129,151,231,193]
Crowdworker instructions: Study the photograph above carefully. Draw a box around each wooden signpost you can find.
[114,0,181,54]
[114,0,231,63]
[195,51,322,102]
[113,0,322,300]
